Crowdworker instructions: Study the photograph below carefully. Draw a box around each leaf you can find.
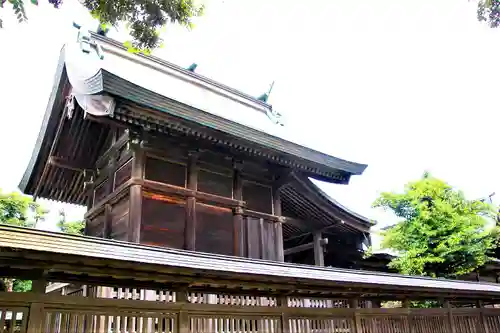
[374,173,499,279]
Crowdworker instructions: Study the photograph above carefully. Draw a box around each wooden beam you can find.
[284,224,337,242]
[140,178,244,208]
[48,156,94,173]
[284,238,328,256]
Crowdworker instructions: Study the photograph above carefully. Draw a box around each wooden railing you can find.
[0,291,498,333]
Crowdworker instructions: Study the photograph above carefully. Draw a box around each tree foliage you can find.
[0,189,49,292]
[477,0,500,28]
[0,190,83,292]
[1,0,204,50]
[0,189,47,228]
[372,172,499,278]
[57,209,84,235]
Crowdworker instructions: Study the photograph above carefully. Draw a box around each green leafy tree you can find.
[1,0,204,50]
[0,189,48,292]
[477,0,500,28]
[57,209,84,235]
[372,172,499,279]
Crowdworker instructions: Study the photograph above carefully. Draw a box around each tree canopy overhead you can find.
[372,172,499,278]
[477,0,500,28]
[1,0,204,50]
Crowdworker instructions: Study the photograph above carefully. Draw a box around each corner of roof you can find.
[18,46,68,194]
[298,175,373,228]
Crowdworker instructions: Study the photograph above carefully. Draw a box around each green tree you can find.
[0,189,48,292]
[57,209,84,235]
[477,0,500,28]
[1,0,204,50]
[372,172,499,279]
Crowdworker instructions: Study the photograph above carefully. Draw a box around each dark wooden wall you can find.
[84,128,286,261]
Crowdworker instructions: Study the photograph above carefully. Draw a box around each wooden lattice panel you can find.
[0,307,29,333]
[287,297,349,308]
[215,295,277,306]
[453,315,481,333]
[42,308,176,333]
[288,317,354,333]
[360,316,409,333]
[485,314,500,332]
[190,315,280,333]
[412,315,449,333]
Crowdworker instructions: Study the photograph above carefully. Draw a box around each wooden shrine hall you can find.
[18,31,373,269]
[2,29,500,333]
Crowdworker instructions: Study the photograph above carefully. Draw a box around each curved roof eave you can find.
[18,46,68,194]
[291,174,376,232]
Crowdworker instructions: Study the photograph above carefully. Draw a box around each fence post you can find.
[349,298,363,333]
[26,302,44,333]
[177,290,189,333]
[277,296,289,333]
[478,300,490,333]
[444,300,457,333]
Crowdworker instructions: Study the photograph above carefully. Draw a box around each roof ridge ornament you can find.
[257,81,285,126]
[72,22,105,60]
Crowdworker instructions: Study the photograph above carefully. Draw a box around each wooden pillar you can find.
[273,187,284,262]
[31,278,47,294]
[233,161,245,257]
[184,152,198,251]
[129,132,144,243]
[83,170,95,236]
[103,204,112,238]
[313,230,324,266]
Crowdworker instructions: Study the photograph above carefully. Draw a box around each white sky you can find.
[1,0,500,238]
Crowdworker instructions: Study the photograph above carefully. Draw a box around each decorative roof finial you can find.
[257,81,275,103]
[187,63,198,72]
[96,23,109,37]
[72,21,104,59]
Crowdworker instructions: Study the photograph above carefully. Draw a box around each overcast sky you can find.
[1,0,499,239]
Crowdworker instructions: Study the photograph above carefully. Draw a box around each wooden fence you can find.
[0,291,498,333]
